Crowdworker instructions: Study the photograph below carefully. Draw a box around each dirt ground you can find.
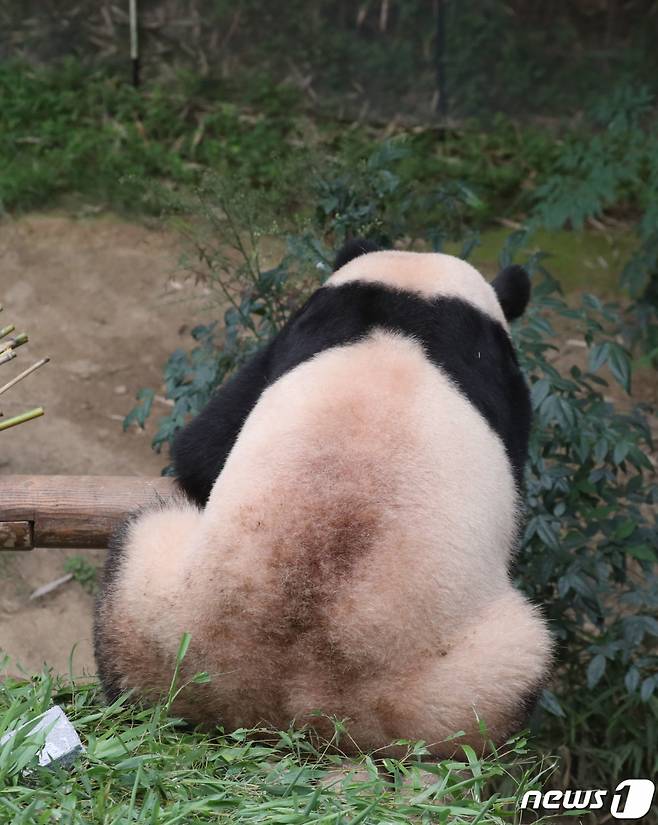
[0,213,211,678]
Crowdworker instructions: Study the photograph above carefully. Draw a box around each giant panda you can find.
[94,241,552,756]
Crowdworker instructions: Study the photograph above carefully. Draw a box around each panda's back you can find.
[166,329,518,712]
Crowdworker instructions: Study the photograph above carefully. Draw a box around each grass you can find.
[0,665,552,824]
[0,60,306,216]
[444,226,638,293]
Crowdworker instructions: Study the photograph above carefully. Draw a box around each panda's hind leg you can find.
[365,590,552,756]
[94,498,203,704]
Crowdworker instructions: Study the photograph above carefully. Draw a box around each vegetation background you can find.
[0,1,657,822]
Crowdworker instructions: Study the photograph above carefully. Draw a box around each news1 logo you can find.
[521,778,655,819]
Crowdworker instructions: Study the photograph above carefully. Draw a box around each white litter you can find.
[29,573,74,600]
[0,705,85,768]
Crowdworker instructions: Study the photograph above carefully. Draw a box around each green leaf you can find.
[607,343,631,392]
[625,667,640,694]
[593,438,608,463]
[587,341,610,373]
[587,654,606,689]
[192,671,211,684]
[122,388,155,431]
[176,632,192,665]
[539,688,565,717]
[640,677,656,702]
[530,378,551,410]
[642,616,658,637]
[612,441,630,465]
[459,232,481,261]
[613,519,636,541]
[536,517,560,550]
[626,544,656,562]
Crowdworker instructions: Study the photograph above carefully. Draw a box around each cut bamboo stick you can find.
[0,333,28,354]
[0,407,44,431]
[0,358,50,397]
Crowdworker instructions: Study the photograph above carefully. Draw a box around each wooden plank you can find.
[0,475,176,549]
[0,520,33,550]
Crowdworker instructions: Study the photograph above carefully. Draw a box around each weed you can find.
[63,556,98,595]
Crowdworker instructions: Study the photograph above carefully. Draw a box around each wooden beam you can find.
[0,520,33,550]
[0,475,176,550]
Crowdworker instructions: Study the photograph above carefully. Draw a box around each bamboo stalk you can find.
[0,305,47,429]
[0,358,49,397]
[0,332,28,354]
[0,407,44,431]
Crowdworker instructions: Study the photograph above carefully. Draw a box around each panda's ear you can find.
[491,265,531,322]
[333,238,381,271]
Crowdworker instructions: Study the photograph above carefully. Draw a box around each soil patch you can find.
[0,213,210,676]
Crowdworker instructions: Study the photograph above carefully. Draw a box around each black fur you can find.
[516,682,546,735]
[93,514,136,703]
[333,238,381,271]
[173,345,273,506]
[173,282,531,506]
[492,265,531,322]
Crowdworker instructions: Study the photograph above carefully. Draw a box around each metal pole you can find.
[435,0,447,118]
[129,0,140,87]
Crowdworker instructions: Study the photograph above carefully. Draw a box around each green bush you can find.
[508,246,658,783]
[531,84,657,241]
[527,84,658,359]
